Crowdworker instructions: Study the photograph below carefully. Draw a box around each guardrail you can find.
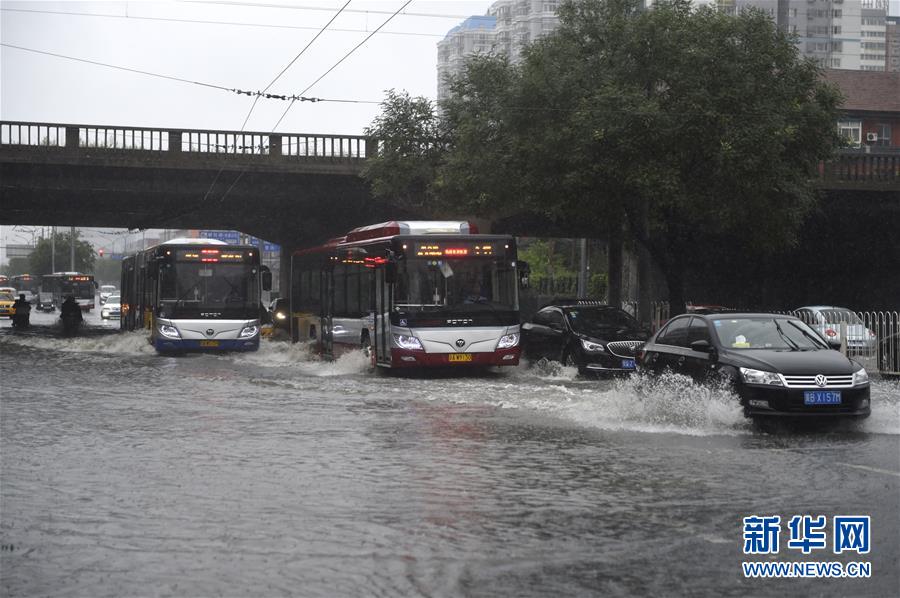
[0,121,373,161]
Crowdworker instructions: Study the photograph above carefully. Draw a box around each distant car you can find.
[36,291,56,312]
[793,306,877,352]
[0,289,15,318]
[639,313,870,418]
[17,289,35,304]
[522,300,648,374]
[100,294,121,319]
[99,285,117,304]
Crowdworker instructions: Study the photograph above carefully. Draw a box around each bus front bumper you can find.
[154,338,260,353]
[389,347,520,368]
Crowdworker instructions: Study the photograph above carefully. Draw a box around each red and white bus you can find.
[290,221,524,369]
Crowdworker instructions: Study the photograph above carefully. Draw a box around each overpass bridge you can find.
[2,120,898,243]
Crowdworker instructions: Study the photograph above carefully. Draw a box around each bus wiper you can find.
[773,319,800,351]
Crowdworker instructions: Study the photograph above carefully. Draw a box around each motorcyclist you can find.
[11,293,31,328]
[60,295,83,335]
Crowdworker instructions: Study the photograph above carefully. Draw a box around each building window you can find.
[877,124,892,146]
[833,25,841,34]
[832,41,843,53]
[838,120,862,145]
[832,57,841,67]
[833,9,842,18]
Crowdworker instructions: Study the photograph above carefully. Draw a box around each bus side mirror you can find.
[385,261,397,284]
[261,266,272,291]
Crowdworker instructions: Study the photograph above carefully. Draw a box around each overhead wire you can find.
[273,0,414,130]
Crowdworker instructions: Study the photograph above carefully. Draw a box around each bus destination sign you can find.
[414,242,496,258]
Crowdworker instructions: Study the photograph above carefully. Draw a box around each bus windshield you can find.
[395,258,517,313]
[159,262,259,317]
[60,281,94,299]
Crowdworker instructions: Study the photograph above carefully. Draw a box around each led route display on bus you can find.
[414,242,496,258]
[175,249,252,263]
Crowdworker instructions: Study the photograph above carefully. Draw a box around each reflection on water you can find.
[1,332,898,597]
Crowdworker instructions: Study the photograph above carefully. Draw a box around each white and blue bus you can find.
[120,238,271,353]
[291,221,525,369]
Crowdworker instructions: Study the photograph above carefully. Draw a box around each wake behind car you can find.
[522,300,648,374]
[639,313,870,418]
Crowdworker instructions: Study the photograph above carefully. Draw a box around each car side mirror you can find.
[550,323,565,333]
[690,339,712,353]
[827,340,842,351]
[261,266,272,292]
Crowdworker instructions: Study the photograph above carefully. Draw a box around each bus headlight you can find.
[159,324,181,339]
[239,325,259,338]
[497,333,520,349]
[393,334,423,350]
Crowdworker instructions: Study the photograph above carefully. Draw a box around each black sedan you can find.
[639,313,871,418]
[522,301,648,374]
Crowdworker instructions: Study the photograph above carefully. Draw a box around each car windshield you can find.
[0,292,14,301]
[564,307,639,335]
[713,317,828,350]
[101,286,116,293]
[821,309,863,325]
[395,258,517,313]
[107,295,120,303]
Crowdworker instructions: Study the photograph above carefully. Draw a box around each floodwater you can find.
[1,311,899,597]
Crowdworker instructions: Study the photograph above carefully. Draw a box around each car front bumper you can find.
[739,384,871,418]
[582,352,638,373]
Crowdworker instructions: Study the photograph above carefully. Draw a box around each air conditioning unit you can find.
[866,132,879,142]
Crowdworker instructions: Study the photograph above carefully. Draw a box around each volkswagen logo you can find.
[815,374,827,387]
[455,339,465,348]
[206,328,215,337]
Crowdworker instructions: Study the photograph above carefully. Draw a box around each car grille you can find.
[780,374,855,389]
[606,340,644,358]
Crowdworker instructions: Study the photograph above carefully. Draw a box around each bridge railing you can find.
[0,121,371,161]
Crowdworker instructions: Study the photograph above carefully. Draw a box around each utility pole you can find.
[576,238,588,297]
[51,226,56,273]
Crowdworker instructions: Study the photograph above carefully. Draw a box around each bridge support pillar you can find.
[65,126,79,149]
[169,131,182,153]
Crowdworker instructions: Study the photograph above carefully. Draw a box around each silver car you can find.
[793,306,877,353]
[101,294,121,319]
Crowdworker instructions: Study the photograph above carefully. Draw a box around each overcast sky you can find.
[1,0,498,136]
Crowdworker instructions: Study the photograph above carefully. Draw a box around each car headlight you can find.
[739,367,783,386]
[158,324,181,339]
[497,333,519,349]
[393,334,423,350]
[239,325,259,338]
[581,339,605,353]
[275,312,287,320]
[854,368,869,386]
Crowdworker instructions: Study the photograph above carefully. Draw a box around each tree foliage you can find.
[29,230,96,275]
[363,0,842,311]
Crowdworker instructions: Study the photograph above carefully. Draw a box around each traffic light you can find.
[99,248,104,258]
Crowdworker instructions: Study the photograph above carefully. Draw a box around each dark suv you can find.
[522,300,648,374]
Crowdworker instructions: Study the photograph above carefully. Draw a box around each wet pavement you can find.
[1,310,899,597]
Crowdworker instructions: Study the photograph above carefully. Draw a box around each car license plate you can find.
[621,359,636,369]
[200,340,219,347]
[804,390,841,405]
[448,353,472,363]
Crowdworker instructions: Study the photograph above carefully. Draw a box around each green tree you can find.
[363,0,841,313]
[362,90,448,212]
[0,257,32,277]
[29,230,96,275]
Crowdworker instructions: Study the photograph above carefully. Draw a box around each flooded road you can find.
[2,312,899,597]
